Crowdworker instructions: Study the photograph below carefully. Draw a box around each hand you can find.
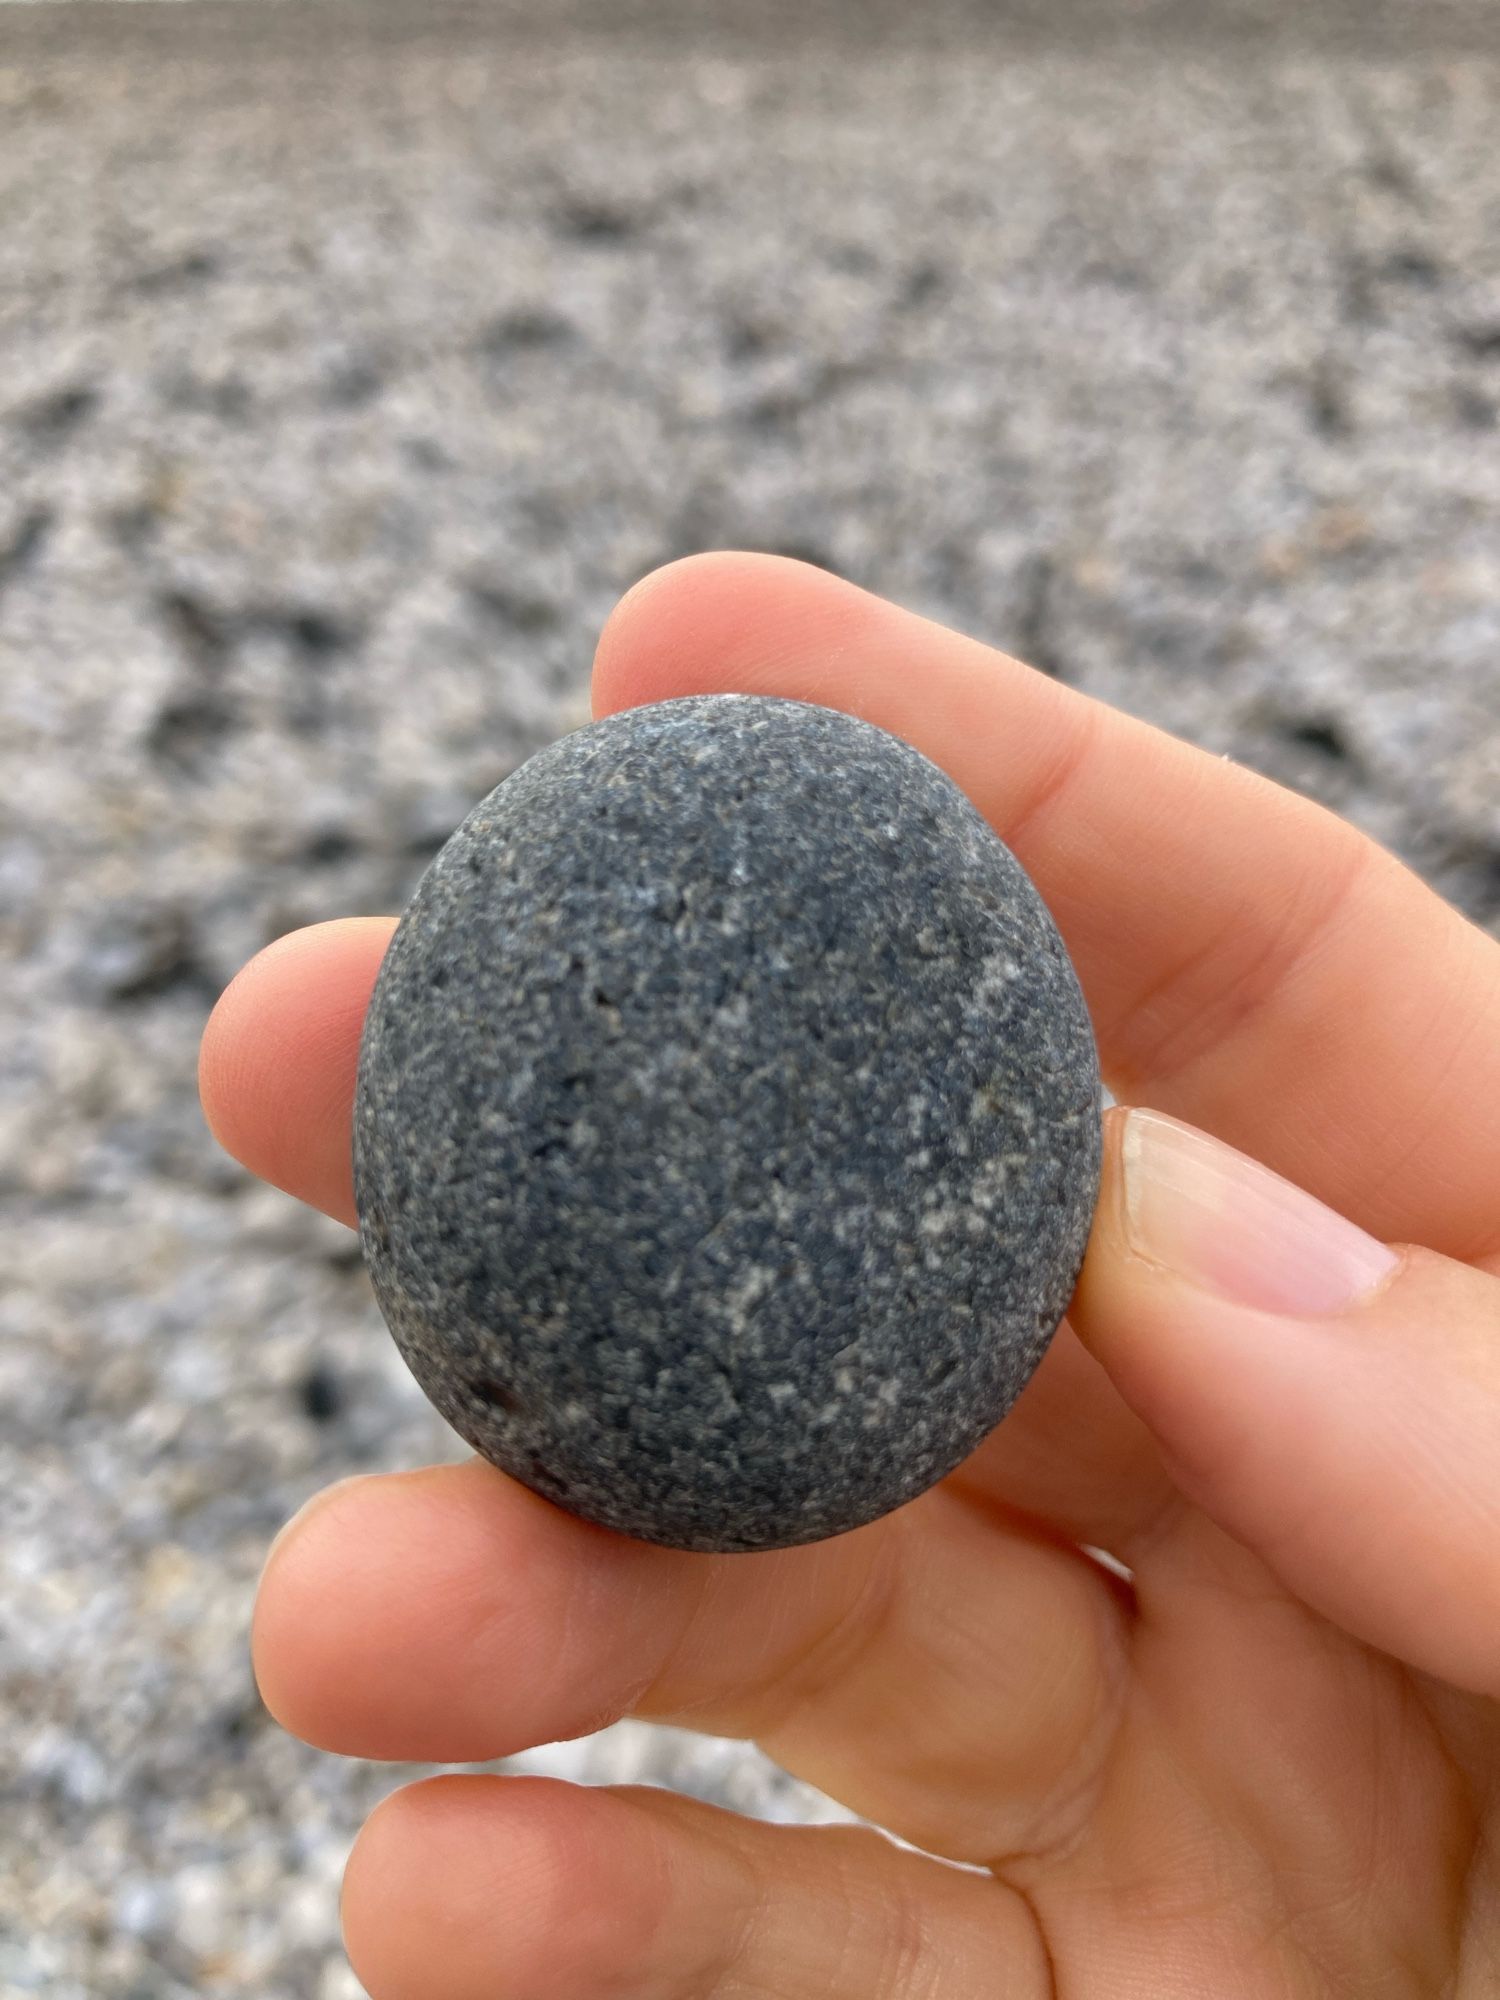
[201,554,1500,1999]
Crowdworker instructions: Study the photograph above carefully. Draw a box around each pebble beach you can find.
[3,1,1498,1992]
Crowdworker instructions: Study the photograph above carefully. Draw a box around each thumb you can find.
[1070,1107,1500,1699]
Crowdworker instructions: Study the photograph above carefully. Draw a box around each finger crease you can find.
[996,695,1104,856]
[752,1527,907,1749]
[1107,816,1378,1100]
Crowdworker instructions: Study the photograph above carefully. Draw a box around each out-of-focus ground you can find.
[2,2,1498,1993]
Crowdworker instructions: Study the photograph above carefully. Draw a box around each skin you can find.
[200,553,1500,1998]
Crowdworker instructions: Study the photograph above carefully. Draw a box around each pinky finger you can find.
[342,1774,1046,2000]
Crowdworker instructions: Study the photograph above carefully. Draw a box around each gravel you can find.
[2,1,1498,1992]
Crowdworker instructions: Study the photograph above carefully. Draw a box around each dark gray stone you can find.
[353,695,1101,1552]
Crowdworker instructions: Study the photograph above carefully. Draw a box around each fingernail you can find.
[1120,1109,1399,1316]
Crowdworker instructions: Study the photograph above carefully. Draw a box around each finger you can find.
[593,552,1500,1263]
[204,920,1174,1553]
[199,917,394,1225]
[341,1775,1046,2000]
[255,1461,1130,1867]
[1071,1105,1500,1698]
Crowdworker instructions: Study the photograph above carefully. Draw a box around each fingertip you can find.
[590,552,712,706]
[251,1457,659,1763]
[1067,1103,1240,1499]
[1065,1106,1123,1329]
[251,1473,371,1747]
[1074,1103,1132,1284]
[252,1467,471,1757]
[1070,1108,1500,1692]
[591,549,867,719]
[342,1777,666,2000]
[198,916,395,1225]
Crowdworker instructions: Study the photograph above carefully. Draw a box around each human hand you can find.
[201,554,1500,1998]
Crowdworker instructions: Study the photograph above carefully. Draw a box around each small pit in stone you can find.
[470,1375,525,1415]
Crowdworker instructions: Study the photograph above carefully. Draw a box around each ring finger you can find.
[341,1773,1048,2000]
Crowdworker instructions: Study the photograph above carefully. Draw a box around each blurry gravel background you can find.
[3,1,1499,1992]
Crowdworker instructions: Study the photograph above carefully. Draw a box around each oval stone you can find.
[353,694,1101,1552]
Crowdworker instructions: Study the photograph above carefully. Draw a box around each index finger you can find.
[594,554,1500,1262]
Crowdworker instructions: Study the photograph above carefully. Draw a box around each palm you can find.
[202,553,1500,1998]
[1018,1503,1489,1995]
[620,1335,1497,1999]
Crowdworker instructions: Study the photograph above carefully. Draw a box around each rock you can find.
[353,695,1101,1552]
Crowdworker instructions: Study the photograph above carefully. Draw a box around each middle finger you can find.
[255,1456,1130,1869]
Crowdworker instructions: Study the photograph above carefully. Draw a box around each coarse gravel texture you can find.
[355,696,1101,1552]
[2,0,1498,1993]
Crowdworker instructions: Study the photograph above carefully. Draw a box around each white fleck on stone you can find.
[919,1205,962,1237]
[721,1262,774,1330]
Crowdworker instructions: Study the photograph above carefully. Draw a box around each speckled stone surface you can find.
[354,694,1101,1552]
